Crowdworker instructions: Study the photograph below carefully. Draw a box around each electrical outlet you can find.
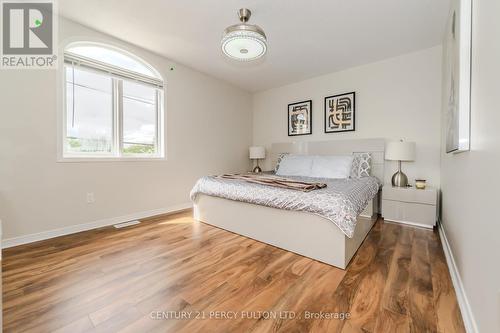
[86,192,95,204]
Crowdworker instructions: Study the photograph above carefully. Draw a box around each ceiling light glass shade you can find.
[221,9,267,61]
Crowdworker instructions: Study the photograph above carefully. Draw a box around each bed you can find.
[191,138,385,269]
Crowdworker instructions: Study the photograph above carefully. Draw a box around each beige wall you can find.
[440,0,500,331]
[0,18,252,240]
[252,46,442,186]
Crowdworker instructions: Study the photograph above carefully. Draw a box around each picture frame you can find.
[288,100,312,136]
[324,92,355,133]
[444,0,472,153]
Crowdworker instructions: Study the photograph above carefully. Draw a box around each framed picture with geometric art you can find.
[324,92,355,133]
[288,100,312,136]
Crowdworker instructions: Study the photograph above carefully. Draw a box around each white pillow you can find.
[275,154,314,176]
[310,155,354,179]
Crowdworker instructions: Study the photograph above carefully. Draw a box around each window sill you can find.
[57,156,167,163]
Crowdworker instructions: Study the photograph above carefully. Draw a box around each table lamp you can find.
[385,140,416,187]
[249,146,265,173]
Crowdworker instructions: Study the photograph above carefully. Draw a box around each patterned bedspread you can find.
[190,175,380,238]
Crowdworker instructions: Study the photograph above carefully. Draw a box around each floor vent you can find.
[113,220,141,229]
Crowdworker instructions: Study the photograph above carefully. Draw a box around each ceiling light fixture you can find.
[221,8,267,61]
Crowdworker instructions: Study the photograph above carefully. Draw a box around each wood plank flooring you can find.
[2,211,465,333]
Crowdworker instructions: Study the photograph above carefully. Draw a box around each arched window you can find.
[63,42,164,159]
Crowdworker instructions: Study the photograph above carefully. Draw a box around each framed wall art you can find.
[444,0,472,153]
[324,92,355,133]
[288,100,312,136]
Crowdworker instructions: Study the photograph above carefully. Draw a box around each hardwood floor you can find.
[2,211,465,333]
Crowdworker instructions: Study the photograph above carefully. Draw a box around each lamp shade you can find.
[249,146,265,159]
[385,141,416,161]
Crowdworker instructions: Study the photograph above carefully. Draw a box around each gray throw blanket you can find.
[216,173,327,192]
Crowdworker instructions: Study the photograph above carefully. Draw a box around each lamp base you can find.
[391,171,408,187]
[252,166,262,173]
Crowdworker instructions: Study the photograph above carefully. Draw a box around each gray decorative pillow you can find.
[350,152,372,178]
[274,153,289,173]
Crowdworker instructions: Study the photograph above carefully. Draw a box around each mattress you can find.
[190,175,380,238]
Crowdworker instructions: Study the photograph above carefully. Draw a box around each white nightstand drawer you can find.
[382,199,436,228]
[382,186,436,205]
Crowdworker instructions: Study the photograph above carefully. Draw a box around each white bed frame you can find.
[193,138,385,269]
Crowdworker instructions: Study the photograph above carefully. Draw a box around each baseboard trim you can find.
[438,221,479,333]
[2,202,192,249]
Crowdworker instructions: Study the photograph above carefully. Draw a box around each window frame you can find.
[60,42,165,162]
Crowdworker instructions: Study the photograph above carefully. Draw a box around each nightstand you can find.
[382,185,437,229]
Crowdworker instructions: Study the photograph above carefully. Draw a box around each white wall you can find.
[0,18,252,240]
[253,46,442,186]
[440,0,500,331]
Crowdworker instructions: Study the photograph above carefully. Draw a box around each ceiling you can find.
[59,0,450,92]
